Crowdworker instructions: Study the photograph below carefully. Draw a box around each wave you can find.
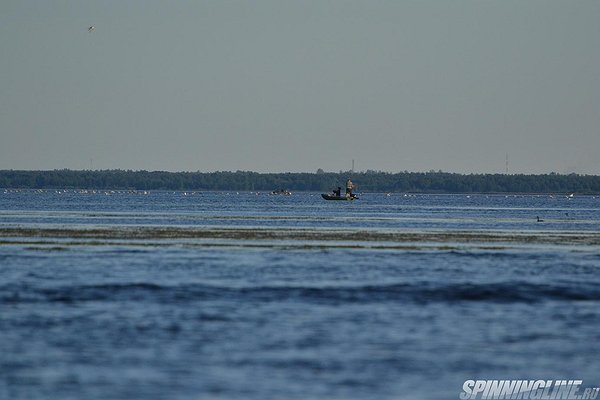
[3,281,600,305]
[2,226,600,248]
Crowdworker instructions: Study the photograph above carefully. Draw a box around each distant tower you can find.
[351,159,355,173]
[505,153,509,174]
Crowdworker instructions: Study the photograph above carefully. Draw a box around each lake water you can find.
[1,190,600,399]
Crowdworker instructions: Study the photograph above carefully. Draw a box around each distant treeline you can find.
[1,169,600,194]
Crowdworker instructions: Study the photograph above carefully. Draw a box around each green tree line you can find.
[1,169,599,194]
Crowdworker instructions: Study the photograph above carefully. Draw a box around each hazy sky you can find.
[1,1,599,174]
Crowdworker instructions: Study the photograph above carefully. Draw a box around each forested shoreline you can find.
[1,170,599,194]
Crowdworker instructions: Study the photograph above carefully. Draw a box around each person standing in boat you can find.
[345,178,354,197]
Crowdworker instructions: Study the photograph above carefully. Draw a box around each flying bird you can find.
[88,26,95,32]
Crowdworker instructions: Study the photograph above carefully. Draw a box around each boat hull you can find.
[321,194,358,201]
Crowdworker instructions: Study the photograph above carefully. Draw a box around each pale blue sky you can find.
[1,1,599,174]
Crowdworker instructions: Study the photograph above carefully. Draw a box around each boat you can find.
[323,178,357,200]
[271,189,291,195]
[321,193,358,201]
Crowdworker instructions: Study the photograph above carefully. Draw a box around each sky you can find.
[1,1,599,174]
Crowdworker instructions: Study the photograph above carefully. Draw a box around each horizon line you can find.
[0,168,598,177]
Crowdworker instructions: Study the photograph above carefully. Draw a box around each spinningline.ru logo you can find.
[459,380,599,400]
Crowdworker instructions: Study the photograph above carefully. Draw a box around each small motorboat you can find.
[321,193,358,201]
[323,179,357,201]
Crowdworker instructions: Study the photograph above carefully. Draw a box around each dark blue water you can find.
[1,190,599,399]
